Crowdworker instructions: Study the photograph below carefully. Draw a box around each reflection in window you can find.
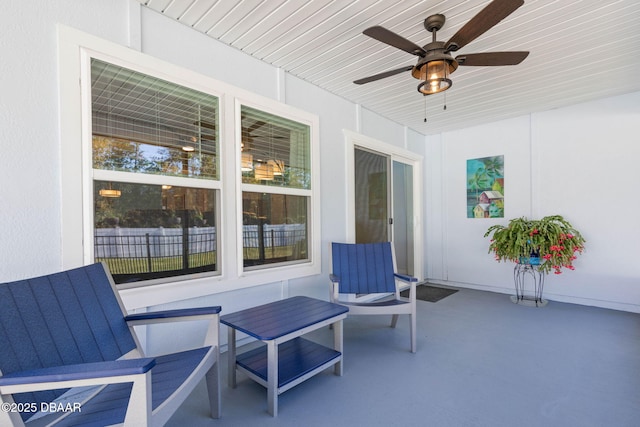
[90,58,220,286]
[242,192,308,268]
[240,105,310,189]
[239,105,312,270]
[91,58,219,180]
[94,181,217,283]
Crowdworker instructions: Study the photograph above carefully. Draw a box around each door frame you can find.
[343,130,424,281]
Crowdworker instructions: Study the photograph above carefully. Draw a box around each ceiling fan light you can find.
[417,60,452,95]
[99,188,121,198]
[182,136,197,152]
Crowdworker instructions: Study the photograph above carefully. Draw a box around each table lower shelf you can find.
[236,337,341,390]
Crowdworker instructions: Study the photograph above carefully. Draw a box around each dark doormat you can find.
[401,284,458,303]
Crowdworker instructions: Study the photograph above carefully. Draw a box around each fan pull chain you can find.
[423,95,427,122]
[444,92,447,110]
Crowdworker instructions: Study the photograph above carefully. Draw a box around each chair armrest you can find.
[0,358,155,392]
[394,274,418,302]
[126,307,221,348]
[125,306,221,325]
[394,273,418,283]
[328,274,341,303]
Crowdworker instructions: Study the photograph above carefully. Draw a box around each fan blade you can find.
[456,51,529,66]
[363,26,426,56]
[195,120,216,130]
[354,66,414,85]
[445,0,524,52]
[247,120,266,133]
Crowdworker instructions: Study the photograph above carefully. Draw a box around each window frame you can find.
[343,130,424,281]
[58,25,320,308]
[85,53,224,289]
[234,98,320,278]
[235,99,319,275]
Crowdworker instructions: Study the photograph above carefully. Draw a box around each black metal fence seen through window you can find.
[95,224,307,283]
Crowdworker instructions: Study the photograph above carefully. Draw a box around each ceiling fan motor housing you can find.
[411,42,458,80]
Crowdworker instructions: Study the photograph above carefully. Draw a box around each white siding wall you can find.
[425,92,640,313]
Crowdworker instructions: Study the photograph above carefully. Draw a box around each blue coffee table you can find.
[221,296,348,416]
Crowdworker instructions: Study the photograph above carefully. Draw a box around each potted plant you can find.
[484,215,585,274]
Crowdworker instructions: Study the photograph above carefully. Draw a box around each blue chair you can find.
[0,262,221,426]
[330,242,418,353]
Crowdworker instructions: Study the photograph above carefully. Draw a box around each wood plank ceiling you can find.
[136,0,640,136]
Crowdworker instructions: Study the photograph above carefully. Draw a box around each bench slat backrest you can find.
[0,263,136,416]
[331,242,396,294]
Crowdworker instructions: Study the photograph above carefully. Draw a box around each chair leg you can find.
[390,314,399,328]
[205,361,221,419]
[410,313,416,353]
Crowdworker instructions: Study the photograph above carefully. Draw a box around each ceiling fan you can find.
[354,0,529,95]
[195,119,286,147]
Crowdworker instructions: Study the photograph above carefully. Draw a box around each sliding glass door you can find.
[354,147,416,276]
[355,148,389,243]
[392,160,414,276]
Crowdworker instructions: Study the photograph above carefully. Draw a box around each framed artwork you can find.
[467,155,504,218]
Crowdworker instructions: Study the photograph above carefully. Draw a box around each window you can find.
[242,192,308,267]
[239,105,311,269]
[91,59,220,284]
[60,26,320,296]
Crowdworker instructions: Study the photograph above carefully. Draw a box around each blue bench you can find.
[0,262,221,426]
